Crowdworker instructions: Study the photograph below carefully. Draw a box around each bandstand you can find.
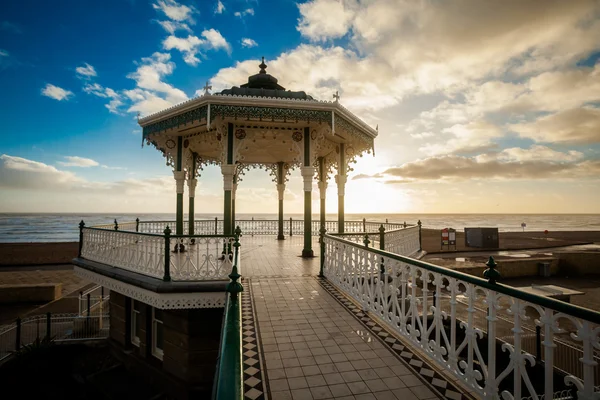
[68,60,600,400]
[139,58,377,257]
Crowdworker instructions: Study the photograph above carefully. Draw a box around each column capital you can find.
[174,171,185,194]
[277,184,286,201]
[221,165,235,191]
[318,181,328,200]
[335,174,347,196]
[188,178,198,198]
[301,167,315,192]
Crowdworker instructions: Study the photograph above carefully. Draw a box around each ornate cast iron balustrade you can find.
[80,227,235,281]
[384,226,420,257]
[322,234,600,400]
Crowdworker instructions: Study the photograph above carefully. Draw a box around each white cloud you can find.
[163,30,231,65]
[0,49,8,57]
[132,129,141,135]
[57,156,100,168]
[419,120,503,156]
[234,8,254,18]
[241,38,258,48]
[510,107,600,144]
[83,83,124,114]
[215,0,225,14]
[410,132,434,140]
[125,52,188,116]
[298,0,355,41]
[152,0,196,23]
[156,20,192,34]
[75,63,97,78]
[41,84,74,101]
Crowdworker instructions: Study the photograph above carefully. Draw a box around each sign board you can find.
[441,228,449,247]
[448,228,456,246]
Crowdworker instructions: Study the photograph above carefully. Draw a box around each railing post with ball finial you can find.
[78,220,85,257]
[163,226,172,282]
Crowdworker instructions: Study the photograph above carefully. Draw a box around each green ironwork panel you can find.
[142,105,208,138]
[210,104,332,125]
[334,113,374,146]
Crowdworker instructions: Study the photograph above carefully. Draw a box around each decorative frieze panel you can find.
[142,105,208,138]
[74,267,227,309]
[210,104,331,125]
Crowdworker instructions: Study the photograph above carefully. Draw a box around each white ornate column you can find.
[301,166,315,257]
[336,142,347,233]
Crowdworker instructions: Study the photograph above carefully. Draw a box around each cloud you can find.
[241,38,258,48]
[57,156,100,168]
[152,0,196,23]
[125,52,188,115]
[75,63,97,78]
[163,30,231,65]
[0,49,8,57]
[83,83,124,114]
[132,129,141,135]
[156,20,192,34]
[298,0,355,41]
[41,84,74,101]
[215,0,225,14]
[510,107,600,144]
[1,21,22,34]
[0,154,171,197]
[365,147,600,183]
[419,120,503,156]
[410,132,434,140]
[234,8,254,18]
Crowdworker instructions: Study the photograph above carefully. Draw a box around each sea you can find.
[1,213,599,243]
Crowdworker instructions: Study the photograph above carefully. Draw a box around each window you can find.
[152,308,164,360]
[131,300,142,346]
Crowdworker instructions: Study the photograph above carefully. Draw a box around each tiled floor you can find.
[239,236,468,400]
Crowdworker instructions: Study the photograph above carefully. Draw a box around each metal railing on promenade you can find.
[0,312,109,362]
[79,221,237,282]
[213,227,244,400]
[321,233,600,400]
[78,285,109,316]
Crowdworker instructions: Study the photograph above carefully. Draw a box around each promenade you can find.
[239,237,469,400]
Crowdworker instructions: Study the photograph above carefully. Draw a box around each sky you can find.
[1,0,599,214]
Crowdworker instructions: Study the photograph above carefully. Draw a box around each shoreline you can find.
[1,229,599,266]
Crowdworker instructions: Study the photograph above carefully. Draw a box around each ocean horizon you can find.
[1,213,600,243]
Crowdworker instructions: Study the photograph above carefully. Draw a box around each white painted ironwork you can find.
[384,226,420,257]
[322,235,600,400]
[74,267,228,309]
[169,236,234,280]
[81,228,166,279]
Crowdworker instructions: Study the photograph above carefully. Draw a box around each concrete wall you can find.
[557,252,600,276]
[0,283,61,304]
[456,257,559,279]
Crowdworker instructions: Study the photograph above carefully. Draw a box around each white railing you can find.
[78,286,109,316]
[169,236,235,280]
[82,228,166,279]
[322,235,600,400]
[81,227,236,281]
[0,313,109,362]
[384,226,420,256]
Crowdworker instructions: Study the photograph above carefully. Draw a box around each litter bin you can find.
[538,262,551,277]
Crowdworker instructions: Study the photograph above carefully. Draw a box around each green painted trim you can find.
[302,191,313,257]
[227,123,234,165]
[176,193,184,235]
[224,190,232,235]
[318,157,325,229]
[214,295,243,400]
[143,105,208,139]
[324,234,600,324]
[189,197,194,236]
[232,198,236,229]
[303,127,310,166]
[277,162,284,240]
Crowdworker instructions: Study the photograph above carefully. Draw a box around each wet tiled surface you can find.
[248,277,446,400]
[240,236,320,277]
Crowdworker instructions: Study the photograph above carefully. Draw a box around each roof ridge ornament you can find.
[333,90,340,103]
[259,57,267,74]
[203,81,212,95]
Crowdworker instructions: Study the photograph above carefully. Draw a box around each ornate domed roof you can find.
[217,57,314,100]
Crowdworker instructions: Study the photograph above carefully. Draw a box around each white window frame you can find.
[152,308,164,360]
[131,300,140,347]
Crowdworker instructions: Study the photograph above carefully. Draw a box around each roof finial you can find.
[259,57,267,74]
[137,112,140,121]
[202,81,212,95]
[376,124,379,132]
[333,90,340,103]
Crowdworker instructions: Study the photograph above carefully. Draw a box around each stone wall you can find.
[455,257,559,279]
[557,252,600,276]
[0,283,62,303]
